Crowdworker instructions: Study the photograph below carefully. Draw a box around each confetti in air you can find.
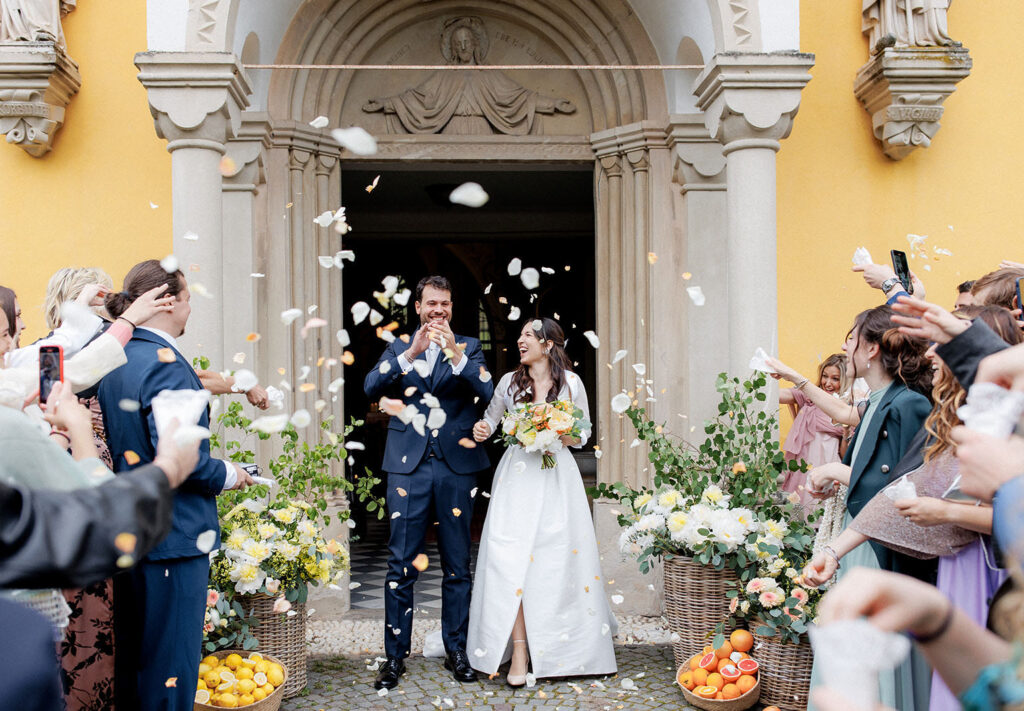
[449,182,489,207]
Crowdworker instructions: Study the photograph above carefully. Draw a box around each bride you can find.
[466,317,617,685]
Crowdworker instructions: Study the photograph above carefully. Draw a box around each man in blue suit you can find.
[97,260,253,710]
[364,276,494,689]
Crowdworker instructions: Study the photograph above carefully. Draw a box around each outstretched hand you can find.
[890,295,968,345]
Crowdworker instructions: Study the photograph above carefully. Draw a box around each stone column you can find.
[135,52,251,367]
[695,53,813,385]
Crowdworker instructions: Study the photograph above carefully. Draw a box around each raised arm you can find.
[766,357,861,426]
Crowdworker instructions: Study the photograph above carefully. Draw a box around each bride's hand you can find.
[472,420,491,442]
[559,434,579,446]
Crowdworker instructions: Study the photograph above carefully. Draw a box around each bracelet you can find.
[117,315,137,328]
[822,545,841,569]
[909,600,955,644]
[795,378,809,390]
[50,429,70,445]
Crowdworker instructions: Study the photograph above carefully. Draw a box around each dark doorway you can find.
[341,165,596,545]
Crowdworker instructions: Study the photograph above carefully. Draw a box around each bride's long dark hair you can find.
[510,317,573,404]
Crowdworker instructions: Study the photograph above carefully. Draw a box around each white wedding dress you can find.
[466,371,618,678]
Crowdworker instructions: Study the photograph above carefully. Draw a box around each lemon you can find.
[219,669,236,684]
[219,692,239,708]
[251,688,267,701]
[208,693,219,706]
[236,679,256,695]
[195,688,211,704]
[247,652,263,661]
[238,693,255,706]
[203,670,222,689]
[216,680,234,693]
[199,663,213,676]
[202,655,220,667]
[260,683,275,696]
[266,667,284,687]
[197,679,208,691]
[239,658,257,670]
[224,653,243,671]
[252,672,267,687]
[253,660,269,674]
[235,667,254,682]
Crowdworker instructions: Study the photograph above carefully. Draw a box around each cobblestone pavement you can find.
[280,644,706,710]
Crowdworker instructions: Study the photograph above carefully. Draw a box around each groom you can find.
[364,276,493,689]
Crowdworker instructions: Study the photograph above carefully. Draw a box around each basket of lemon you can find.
[195,650,288,710]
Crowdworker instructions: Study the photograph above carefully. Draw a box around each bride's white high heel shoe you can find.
[506,639,530,687]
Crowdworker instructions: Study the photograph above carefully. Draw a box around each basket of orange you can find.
[676,629,761,711]
[194,650,288,710]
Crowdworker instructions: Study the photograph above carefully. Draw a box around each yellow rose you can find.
[518,429,537,447]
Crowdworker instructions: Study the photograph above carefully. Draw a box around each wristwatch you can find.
[881,276,901,293]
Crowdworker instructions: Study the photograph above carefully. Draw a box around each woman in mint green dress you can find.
[801,306,933,710]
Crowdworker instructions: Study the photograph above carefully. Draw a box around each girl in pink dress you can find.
[779,353,847,517]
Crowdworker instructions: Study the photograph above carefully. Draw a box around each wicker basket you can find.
[663,556,740,668]
[240,593,307,698]
[751,623,813,711]
[194,650,288,711]
[679,674,761,711]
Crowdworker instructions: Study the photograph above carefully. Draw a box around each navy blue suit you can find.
[364,335,493,658]
[98,329,227,711]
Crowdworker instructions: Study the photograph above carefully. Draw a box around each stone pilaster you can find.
[136,51,252,368]
[854,47,972,161]
[695,52,813,389]
[0,40,79,156]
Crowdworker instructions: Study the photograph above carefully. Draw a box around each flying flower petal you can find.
[251,415,289,434]
[393,288,411,306]
[611,393,631,414]
[160,254,179,273]
[301,317,327,338]
[280,308,303,325]
[290,409,311,428]
[632,363,646,376]
[369,309,383,326]
[309,116,329,129]
[313,210,335,228]
[365,175,380,193]
[318,256,334,269]
[507,258,522,276]
[508,306,520,320]
[330,126,378,155]
[583,330,600,349]
[351,302,370,324]
[612,350,627,364]
[156,348,176,364]
[449,182,489,207]
[686,285,705,306]
[336,329,350,348]
[520,268,540,290]
[412,553,429,571]
[196,529,217,554]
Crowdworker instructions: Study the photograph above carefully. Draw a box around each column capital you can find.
[695,52,814,153]
[668,114,726,192]
[223,113,271,192]
[135,51,251,153]
[0,40,80,157]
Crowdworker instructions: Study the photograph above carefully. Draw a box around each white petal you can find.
[196,529,217,554]
[411,413,427,436]
[330,126,378,155]
[611,393,631,414]
[413,360,432,378]
[427,408,447,430]
[334,250,355,268]
[313,210,335,228]
[291,409,312,428]
[351,301,370,324]
[686,285,706,306]
[345,441,366,451]
[380,276,399,296]
[318,256,334,269]
[632,363,646,376]
[541,267,555,274]
[251,414,289,434]
[393,288,411,306]
[612,349,627,364]
[520,268,540,290]
[182,231,198,241]
[336,329,351,348]
[232,369,258,392]
[309,116,329,129]
[449,182,489,207]
[483,283,492,295]
[583,330,600,349]
[629,438,641,448]
[369,309,384,326]
[421,393,441,409]
[531,319,543,331]
[507,258,522,276]
[118,399,141,412]
[298,365,311,381]
[160,254,179,273]
[508,306,520,320]
[379,360,392,374]
[327,377,345,393]
[250,273,265,278]
[280,308,303,325]
[398,404,419,424]
[610,594,624,605]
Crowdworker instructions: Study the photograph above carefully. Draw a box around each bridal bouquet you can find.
[501,399,590,469]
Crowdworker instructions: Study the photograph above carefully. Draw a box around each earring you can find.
[866,361,871,370]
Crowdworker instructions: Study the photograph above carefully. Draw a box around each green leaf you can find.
[712,632,725,650]
[756,625,776,637]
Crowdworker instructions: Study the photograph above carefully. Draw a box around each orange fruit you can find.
[691,668,708,686]
[730,629,754,653]
[677,670,695,690]
[716,692,724,699]
[703,645,714,655]
[720,664,741,682]
[737,658,759,676]
[722,683,741,700]
[706,672,725,691]
[736,675,756,694]
[717,657,735,673]
[715,640,734,659]
[694,686,718,699]
[764,707,782,711]
[689,655,701,671]
[698,652,718,671]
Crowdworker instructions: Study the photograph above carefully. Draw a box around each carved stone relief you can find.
[355,16,581,136]
[855,1,970,160]
[0,0,79,156]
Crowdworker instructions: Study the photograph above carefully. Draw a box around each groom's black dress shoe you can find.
[374,657,406,689]
[444,650,478,682]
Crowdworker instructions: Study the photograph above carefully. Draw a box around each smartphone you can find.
[890,249,913,295]
[38,345,64,404]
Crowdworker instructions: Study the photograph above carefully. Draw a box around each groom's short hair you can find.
[416,276,453,301]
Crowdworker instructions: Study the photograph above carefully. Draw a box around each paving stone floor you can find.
[280,644,706,710]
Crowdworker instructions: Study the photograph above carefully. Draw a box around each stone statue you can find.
[863,0,955,54]
[362,16,576,135]
[0,0,75,48]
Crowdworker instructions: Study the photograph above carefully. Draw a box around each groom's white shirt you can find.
[396,340,468,377]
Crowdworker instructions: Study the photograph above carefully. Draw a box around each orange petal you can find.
[246,332,261,342]
[124,450,141,465]
[156,348,176,363]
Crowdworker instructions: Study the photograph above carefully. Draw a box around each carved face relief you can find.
[451,27,477,65]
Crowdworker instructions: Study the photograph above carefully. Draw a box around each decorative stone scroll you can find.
[0,40,79,156]
[855,2,971,160]
[361,16,575,135]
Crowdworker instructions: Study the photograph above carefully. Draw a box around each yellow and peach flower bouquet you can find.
[500,399,590,469]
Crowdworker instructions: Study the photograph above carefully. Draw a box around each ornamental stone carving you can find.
[855,2,970,160]
[361,16,575,135]
[1,0,76,48]
[0,39,79,156]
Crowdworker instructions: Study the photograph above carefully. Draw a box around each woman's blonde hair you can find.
[44,267,113,331]
[816,353,848,394]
